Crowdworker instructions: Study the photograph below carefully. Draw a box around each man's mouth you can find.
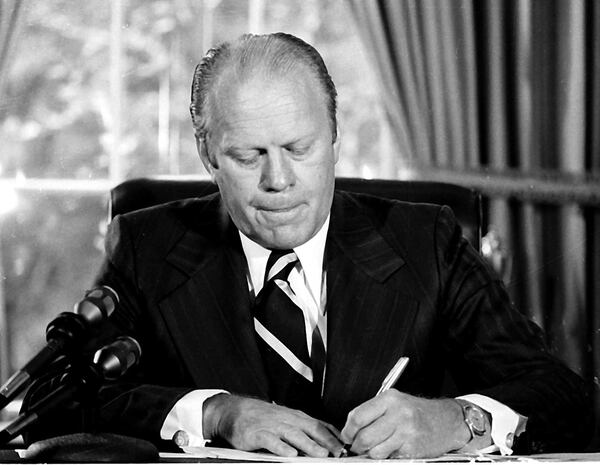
[256,203,304,221]
[261,205,297,213]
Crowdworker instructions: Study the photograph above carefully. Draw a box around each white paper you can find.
[161,446,506,463]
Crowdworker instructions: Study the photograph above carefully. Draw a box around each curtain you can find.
[0,0,25,389]
[0,0,25,102]
[347,0,600,449]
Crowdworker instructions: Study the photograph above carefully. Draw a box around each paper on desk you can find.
[180,446,363,462]
[168,446,503,462]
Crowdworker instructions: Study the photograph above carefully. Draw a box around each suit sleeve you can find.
[91,214,194,446]
[434,206,592,453]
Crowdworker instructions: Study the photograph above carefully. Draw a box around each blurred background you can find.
[0,0,599,448]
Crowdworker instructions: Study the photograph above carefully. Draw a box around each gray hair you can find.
[190,32,338,144]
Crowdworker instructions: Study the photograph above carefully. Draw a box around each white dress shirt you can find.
[160,216,523,454]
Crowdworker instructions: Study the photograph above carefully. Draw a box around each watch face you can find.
[465,405,487,435]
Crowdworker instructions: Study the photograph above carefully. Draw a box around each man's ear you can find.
[333,125,341,164]
[196,136,218,176]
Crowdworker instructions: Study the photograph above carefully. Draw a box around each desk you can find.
[158,448,600,464]
[1,448,600,463]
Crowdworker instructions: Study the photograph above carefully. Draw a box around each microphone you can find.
[0,286,119,411]
[0,335,141,445]
[73,286,119,325]
[93,336,141,381]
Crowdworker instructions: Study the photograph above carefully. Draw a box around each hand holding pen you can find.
[339,355,473,459]
[339,356,409,456]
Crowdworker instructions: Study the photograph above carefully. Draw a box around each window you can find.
[0,0,388,403]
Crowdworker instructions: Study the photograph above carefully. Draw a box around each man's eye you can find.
[286,145,309,157]
[231,150,260,165]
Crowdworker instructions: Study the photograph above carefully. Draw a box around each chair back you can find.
[109,177,481,250]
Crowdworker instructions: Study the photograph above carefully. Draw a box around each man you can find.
[91,33,591,458]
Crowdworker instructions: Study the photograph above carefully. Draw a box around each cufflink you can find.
[506,432,514,448]
[173,430,189,447]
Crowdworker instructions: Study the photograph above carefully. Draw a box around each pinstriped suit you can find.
[93,190,591,453]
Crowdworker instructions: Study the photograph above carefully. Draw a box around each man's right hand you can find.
[203,393,344,457]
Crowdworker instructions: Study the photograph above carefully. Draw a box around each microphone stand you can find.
[0,313,89,411]
[0,335,141,446]
[0,286,119,411]
[0,336,156,463]
[0,363,103,446]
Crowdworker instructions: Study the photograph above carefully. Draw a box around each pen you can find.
[376,356,410,395]
[340,356,410,457]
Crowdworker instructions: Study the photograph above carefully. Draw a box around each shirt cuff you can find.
[457,394,527,455]
[160,389,228,447]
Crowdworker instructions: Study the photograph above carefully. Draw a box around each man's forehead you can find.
[224,78,305,116]
[209,72,327,142]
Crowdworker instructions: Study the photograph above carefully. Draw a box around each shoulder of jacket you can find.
[334,190,443,226]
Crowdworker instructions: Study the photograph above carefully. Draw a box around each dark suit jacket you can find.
[85,190,590,452]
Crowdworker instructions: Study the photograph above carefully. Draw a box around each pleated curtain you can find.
[347,0,600,449]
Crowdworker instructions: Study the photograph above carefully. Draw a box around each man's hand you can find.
[203,394,344,457]
[340,390,479,458]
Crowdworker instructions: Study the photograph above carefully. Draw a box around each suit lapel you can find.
[157,196,268,398]
[322,193,420,426]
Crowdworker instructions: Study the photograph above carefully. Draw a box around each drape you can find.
[347,0,600,449]
[0,0,25,104]
[0,0,26,390]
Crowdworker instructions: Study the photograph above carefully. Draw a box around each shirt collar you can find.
[238,215,330,299]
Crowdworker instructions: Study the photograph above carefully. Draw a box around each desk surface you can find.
[1,448,600,463]
[159,447,600,464]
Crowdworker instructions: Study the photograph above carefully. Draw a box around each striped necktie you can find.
[253,249,326,411]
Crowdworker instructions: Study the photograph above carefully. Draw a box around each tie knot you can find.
[264,249,298,285]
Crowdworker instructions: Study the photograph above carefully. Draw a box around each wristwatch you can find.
[456,400,488,440]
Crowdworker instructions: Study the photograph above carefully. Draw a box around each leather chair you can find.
[109,177,482,250]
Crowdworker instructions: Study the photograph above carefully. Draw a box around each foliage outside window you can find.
[0,0,388,389]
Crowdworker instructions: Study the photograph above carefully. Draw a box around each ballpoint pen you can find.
[375,356,410,395]
[340,356,410,457]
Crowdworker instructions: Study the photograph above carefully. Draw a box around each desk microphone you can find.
[0,335,141,445]
[93,336,141,380]
[0,286,119,411]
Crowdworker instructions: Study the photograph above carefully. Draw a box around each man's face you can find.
[200,72,340,250]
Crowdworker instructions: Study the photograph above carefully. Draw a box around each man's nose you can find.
[260,149,295,191]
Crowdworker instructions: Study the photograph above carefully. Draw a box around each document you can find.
[160,447,600,462]
[159,446,502,462]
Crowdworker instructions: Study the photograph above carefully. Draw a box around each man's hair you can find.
[190,32,338,144]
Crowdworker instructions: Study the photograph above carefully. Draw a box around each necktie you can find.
[253,250,326,411]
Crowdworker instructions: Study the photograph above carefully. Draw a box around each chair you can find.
[109,177,482,251]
